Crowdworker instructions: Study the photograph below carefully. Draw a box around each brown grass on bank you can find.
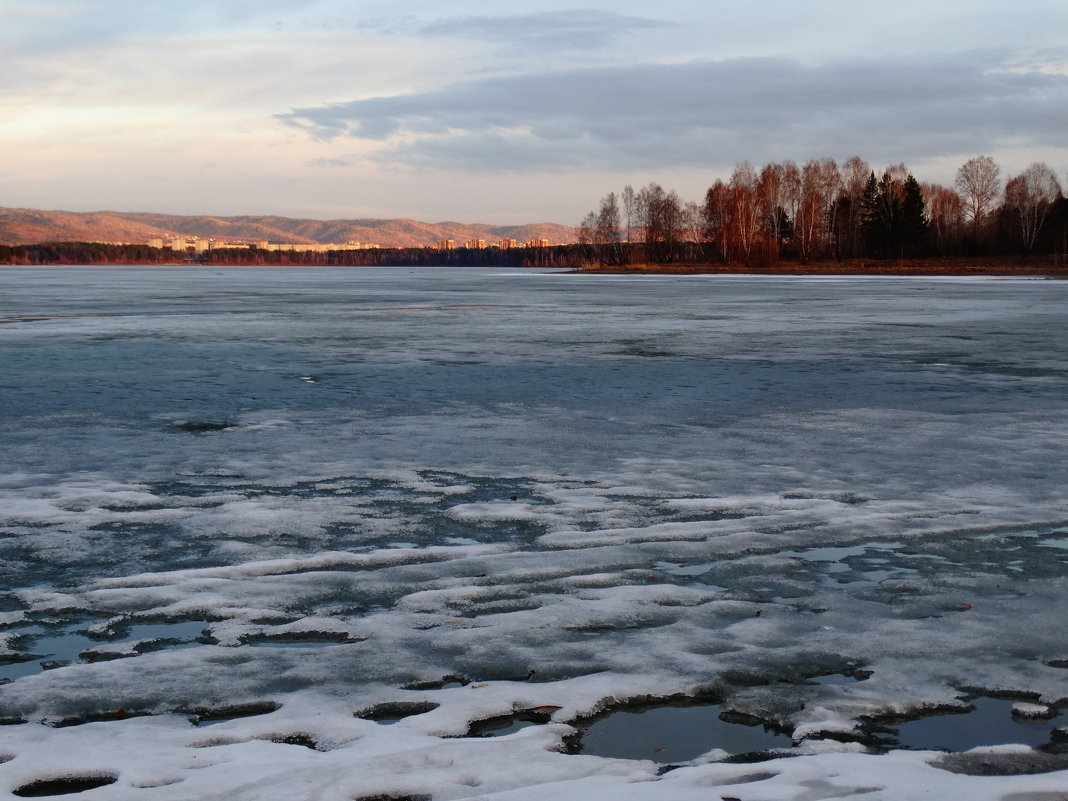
[578,256,1068,277]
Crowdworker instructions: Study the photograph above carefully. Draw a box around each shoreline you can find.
[4,255,1068,278]
[575,257,1068,278]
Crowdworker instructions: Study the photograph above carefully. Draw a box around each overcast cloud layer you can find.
[282,54,1068,171]
[2,0,1067,223]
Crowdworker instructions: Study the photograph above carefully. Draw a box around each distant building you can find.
[255,242,376,252]
[149,238,375,253]
[143,231,553,251]
[154,237,213,252]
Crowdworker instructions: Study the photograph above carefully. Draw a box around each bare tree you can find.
[757,162,786,244]
[637,182,682,262]
[729,162,760,261]
[593,192,621,263]
[596,192,620,244]
[703,180,732,263]
[838,156,870,258]
[841,156,870,201]
[924,183,964,255]
[662,189,684,261]
[577,192,621,263]
[577,211,597,246]
[781,161,802,235]
[621,184,636,244]
[1004,162,1063,254]
[793,158,840,262]
[883,162,909,185]
[682,200,705,256]
[955,155,1001,227]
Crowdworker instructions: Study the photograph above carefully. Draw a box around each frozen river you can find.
[1,266,1067,800]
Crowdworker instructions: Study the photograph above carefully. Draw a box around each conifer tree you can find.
[860,171,883,257]
[901,174,928,256]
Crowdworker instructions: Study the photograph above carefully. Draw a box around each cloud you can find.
[309,156,354,168]
[417,9,675,50]
[1000,47,1068,76]
[279,53,1068,173]
[2,0,337,55]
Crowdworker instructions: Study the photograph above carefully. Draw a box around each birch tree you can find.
[757,162,787,245]
[793,158,840,262]
[1004,162,1062,254]
[729,162,760,261]
[955,155,1001,227]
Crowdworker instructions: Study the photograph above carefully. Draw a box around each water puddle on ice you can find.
[880,697,1063,751]
[809,671,872,686]
[0,620,211,681]
[120,620,212,646]
[13,775,118,797]
[1,631,89,680]
[466,707,558,737]
[653,530,1067,609]
[240,631,355,648]
[470,718,542,737]
[356,701,440,724]
[782,545,872,563]
[779,542,926,588]
[578,702,792,763]
[653,560,717,577]
[190,701,281,727]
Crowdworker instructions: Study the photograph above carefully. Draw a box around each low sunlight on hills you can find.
[0,207,576,247]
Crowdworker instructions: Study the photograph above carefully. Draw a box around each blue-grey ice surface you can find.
[1,266,1067,800]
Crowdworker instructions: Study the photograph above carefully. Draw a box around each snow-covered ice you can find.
[0,266,1066,799]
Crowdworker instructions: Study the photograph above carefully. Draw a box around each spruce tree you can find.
[901,175,928,257]
[860,171,884,257]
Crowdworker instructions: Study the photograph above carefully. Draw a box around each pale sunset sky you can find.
[3,0,1067,224]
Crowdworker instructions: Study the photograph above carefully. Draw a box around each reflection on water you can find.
[888,697,1062,751]
[580,702,793,763]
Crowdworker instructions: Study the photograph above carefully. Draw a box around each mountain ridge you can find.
[0,207,577,248]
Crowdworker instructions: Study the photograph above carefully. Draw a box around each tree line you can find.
[0,242,176,265]
[578,156,1068,265]
[0,241,584,268]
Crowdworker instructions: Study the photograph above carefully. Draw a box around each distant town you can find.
[143,237,555,254]
[9,235,569,256]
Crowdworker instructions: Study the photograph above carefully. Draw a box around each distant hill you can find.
[0,207,577,248]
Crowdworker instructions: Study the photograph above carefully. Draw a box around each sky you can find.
[2,0,1067,225]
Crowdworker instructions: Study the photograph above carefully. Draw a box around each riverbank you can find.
[578,256,1068,277]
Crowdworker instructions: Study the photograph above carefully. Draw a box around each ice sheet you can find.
[1,267,1067,799]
